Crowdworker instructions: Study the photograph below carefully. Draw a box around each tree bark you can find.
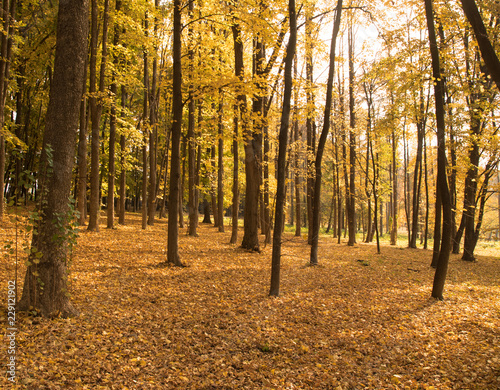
[0,0,15,220]
[88,0,109,232]
[18,0,88,317]
[187,0,198,236]
[217,91,225,232]
[270,0,296,296]
[77,57,88,226]
[107,0,122,229]
[118,87,127,225]
[460,0,500,92]
[305,6,315,245]
[425,0,453,300]
[166,0,183,266]
[347,23,356,246]
[147,0,159,226]
[310,0,342,265]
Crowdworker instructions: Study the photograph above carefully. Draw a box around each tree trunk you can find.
[347,24,356,246]
[77,59,88,226]
[230,23,244,245]
[217,92,225,232]
[118,87,127,225]
[459,0,500,92]
[166,0,183,267]
[410,100,425,248]
[293,57,301,237]
[88,0,109,232]
[270,0,296,296]
[147,2,159,226]
[107,0,121,229]
[18,0,88,317]
[390,128,398,245]
[310,0,342,265]
[202,197,211,223]
[241,38,264,252]
[305,6,315,245]
[0,0,15,220]
[210,144,217,227]
[187,0,197,236]
[425,0,452,300]
[423,129,429,249]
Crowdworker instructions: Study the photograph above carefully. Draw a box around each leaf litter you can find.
[1,213,499,389]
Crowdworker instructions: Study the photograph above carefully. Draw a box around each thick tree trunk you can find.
[242,38,264,251]
[18,0,88,317]
[202,197,211,223]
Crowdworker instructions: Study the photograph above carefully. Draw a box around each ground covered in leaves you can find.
[1,213,500,389]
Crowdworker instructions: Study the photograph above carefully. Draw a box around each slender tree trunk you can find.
[147,1,159,226]
[459,0,500,92]
[210,144,217,227]
[118,87,127,225]
[410,116,424,248]
[270,0,296,296]
[179,136,185,228]
[423,129,429,249]
[107,0,122,229]
[166,0,183,266]
[310,0,342,265]
[0,0,15,220]
[347,24,356,246]
[88,0,101,231]
[77,57,88,226]
[218,91,224,232]
[263,118,270,243]
[425,0,452,299]
[18,0,88,317]
[390,128,398,245]
[187,0,197,236]
[305,6,315,245]
[230,103,240,243]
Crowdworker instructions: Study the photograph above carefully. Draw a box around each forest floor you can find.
[1,212,500,389]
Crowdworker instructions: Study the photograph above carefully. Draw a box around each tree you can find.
[230,21,245,245]
[424,0,453,300]
[347,22,356,247]
[270,0,296,297]
[88,0,110,232]
[310,0,343,266]
[18,0,89,317]
[0,0,16,221]
[166,0,183,266]
[459,0,500,92]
